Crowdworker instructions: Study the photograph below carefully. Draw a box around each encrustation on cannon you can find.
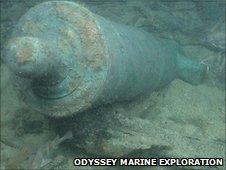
[3,1,206,117]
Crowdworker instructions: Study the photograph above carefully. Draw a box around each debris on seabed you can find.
[1,131,73,169]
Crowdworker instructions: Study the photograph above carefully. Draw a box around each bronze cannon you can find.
[3,1,206,117]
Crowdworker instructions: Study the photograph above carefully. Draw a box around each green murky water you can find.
[1,0,225,169]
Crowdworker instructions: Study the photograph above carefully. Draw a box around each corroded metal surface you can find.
[3,1,206,117]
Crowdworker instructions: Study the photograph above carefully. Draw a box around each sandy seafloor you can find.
[0,0,225,170]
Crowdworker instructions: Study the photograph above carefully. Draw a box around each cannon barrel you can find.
[3,1,206,117]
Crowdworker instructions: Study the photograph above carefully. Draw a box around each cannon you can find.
[3,1,206,117]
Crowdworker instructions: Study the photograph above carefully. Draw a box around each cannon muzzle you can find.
[5,37,51,78]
